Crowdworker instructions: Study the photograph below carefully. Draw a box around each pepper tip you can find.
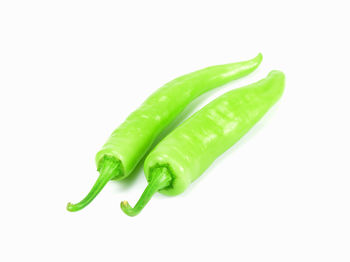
[256,52,263,63]
[66,202,75,212]
[120,200,136,217]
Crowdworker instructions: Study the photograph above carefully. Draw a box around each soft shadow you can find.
[116,153,146,190]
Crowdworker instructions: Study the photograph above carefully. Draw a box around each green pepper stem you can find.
[120,167,172,217]
[67,157,120,212]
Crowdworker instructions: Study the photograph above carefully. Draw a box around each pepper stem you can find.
[67,157,121,212]
[121,167,172,217]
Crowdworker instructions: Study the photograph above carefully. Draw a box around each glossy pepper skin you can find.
[121,70,285,216]
[67,54,263,212]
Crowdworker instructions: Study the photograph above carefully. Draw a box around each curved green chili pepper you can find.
[67,54,263,212]
[121,70,285,216]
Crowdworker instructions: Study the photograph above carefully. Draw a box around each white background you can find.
[1,1,349,261]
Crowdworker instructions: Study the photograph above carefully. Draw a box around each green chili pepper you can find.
[67,54,263,212]
[121,70,285,216]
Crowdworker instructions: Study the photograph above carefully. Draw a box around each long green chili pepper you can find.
[121,70,285,216]
[67,54,263,212]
